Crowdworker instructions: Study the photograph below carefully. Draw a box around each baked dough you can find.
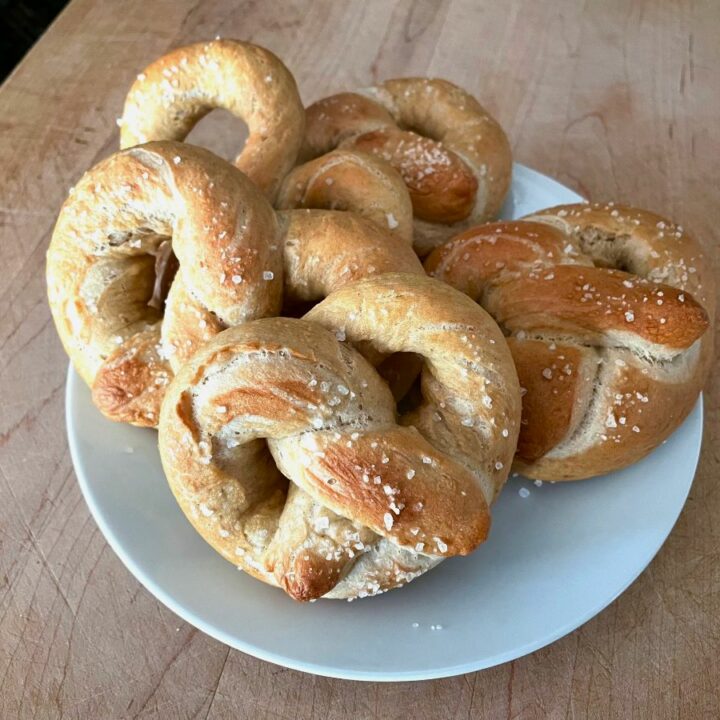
[158,274,521,600]
[426,204,714,480]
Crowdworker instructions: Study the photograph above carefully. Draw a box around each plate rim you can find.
[65,163,705,681]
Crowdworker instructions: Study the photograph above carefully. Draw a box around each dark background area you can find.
[1,0,68,80]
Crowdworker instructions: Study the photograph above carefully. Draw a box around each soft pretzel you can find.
[158,274,521,601]
[301,78,512,255]
[425,203,714,480]
[118,39,305,200]
[47,141,422,427]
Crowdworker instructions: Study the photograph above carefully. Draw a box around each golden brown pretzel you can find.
[301,79,512,256]
[119,39,305,200]
[47,142,422,427]
[158,274,521,601]
[425,203,714,480]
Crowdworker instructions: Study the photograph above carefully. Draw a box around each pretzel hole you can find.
[576,228,636,273]
[395,374,424,416]
[376,352,424,404]
[147,240,179,310]
[395,121,440,142]
[185,108,249,165]
[282,298,316,319]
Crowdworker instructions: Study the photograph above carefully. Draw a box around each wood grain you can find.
[1,0,718,717]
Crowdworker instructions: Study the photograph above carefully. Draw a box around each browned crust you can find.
[47,141,282,426]
[120,39,305,200]
[514,353,711,480]
[487,266,708,350]
[49,139,425,429]
[526,203,716,317]
[92,329,170,427]
[509,340,597,462]
[426,206,714,480]
[158,277,520,600]
[301,78,513,248]
[301,92,396,159]
[344,128,478,223]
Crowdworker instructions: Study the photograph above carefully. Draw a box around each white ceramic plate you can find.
[66,164,703,681]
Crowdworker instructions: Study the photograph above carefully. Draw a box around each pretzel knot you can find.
[119,39,305,201]
[47,142,422,427]
[158,274,521,601]
[301,78,512,255]
[426,204,714,481]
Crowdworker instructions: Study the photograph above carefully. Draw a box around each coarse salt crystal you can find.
[518,487,530,498]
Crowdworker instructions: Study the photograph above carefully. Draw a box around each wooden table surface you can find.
[1,0,718,717]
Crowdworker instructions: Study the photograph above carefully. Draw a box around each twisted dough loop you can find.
[276,149,414,246]
[425,204,714,480]
[120,39,305,200]
[302,78,512,255]
[47,141,422,427]
[158,274,521,601]
[47,142,281,427]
